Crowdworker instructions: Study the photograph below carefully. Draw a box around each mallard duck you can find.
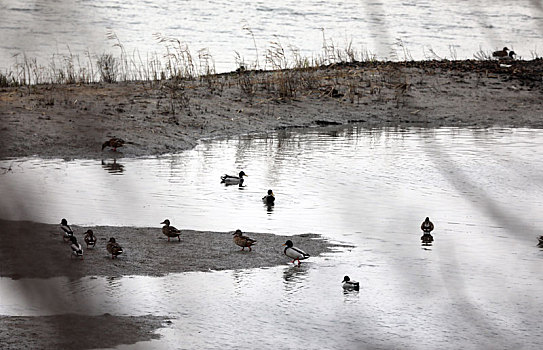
[421,217,434,233]
[102,137,125,152]
[283,240,310,265]
[342,276,360,291]
[84,229,96,248]
[70,236,84,259]
[60,218,74,242]
[220,171,247,186]
[232,229,257,251]
[500,50,517,60]
[262,189,275,205]
[160,219,182,242]
[107,237,123,259]
[492,47,509,58]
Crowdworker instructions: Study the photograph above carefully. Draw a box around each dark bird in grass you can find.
[492,47,509,58]
[232,229,257,251]
[262,189,275,205]
[102,137,125,152]
[70,236,83,260]
[161,219,182,242]
[283,240,310,265]
[107,237,123,259]
[342,276,360,291]
[84,229,96,248]
[221,171,247,186]
[60,218,74,243]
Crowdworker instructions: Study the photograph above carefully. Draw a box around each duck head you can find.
[161,219,170,226]
[232,229,243,236]
[342,276,351,283]
[85,229,94,236]
[108,237,116,243]
[61,218,68,225]
[239,171,247,178]
[267,189,274,196]
[283,240,293,248]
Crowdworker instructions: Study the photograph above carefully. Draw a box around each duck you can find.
[537,236,543,248]
[262,189,275,205]
[232,229,257,251]
[283,240,310,265]
[70,236,84,259]
[160,219,182,242]
[421,217,434,233]
[492,47,509,58]
[500,50,517,60]
[84,229,97,248]
[102,137,125,152]
[107,237,123,259]
[60,218,74,242]
[342,276,360,291]
[221,171,247,186]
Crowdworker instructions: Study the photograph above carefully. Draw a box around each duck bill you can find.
[160,221,166,224]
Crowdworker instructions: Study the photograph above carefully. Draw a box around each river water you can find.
[1,126,543,349]
[1,0,542,73]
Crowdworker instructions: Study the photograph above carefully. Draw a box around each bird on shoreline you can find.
[342,276,359,291]
[161,219,182,242]
[283,240,310,265]
[221,171,247,186]
[499,50,517,61]
[60,218,74,243]
[102,137,125,152]
[262,189,275,205]
[492,47,509,58]
[107,237,123,259]
[70,236,83,260]
[84,229,96,248]
[232,229,257,251]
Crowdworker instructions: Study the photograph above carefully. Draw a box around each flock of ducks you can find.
[61,218,123,260]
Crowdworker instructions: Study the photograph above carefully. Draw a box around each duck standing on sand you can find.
[232,229,257,251]
[221,171,247,186]
[262,189,275,205]
[342,276,360,291]
[160,219,182,242]
[70,236,83,259]
[61,218,74,242]
[283,240,310,265]
[107,237,123,259]
[84,229,97,248]
[492,47,509,58]
[102,137,125,152]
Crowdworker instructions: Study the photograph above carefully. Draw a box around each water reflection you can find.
[101,158,125,174]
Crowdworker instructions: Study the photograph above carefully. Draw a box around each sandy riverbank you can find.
[1,59,542,160]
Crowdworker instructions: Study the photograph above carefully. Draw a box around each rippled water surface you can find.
[1,127,543,349]
[1,0,542,72]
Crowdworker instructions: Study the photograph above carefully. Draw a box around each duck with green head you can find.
[221,171,247,186]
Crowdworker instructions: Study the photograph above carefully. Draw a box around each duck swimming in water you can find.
[60,218,74,242]
[232,229,257,251]
[262,189,275,205]
[84,229,96,248]
[283,240,310,265]
[537,236,543,248]
[70,236,83,259]
[492,47,509,58]
[421,217,434,233]
[102,137,125,152]
[221,171,247,186]
[160,219,182,242]
[107,237,123,259]
[342,276,360,291]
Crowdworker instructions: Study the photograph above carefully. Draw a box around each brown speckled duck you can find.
[107,237,123,259]
[492,47,509,58]
[161,219,182,242]
[102,137,125,152]
[84,229,96,248]
[232,229,257,251]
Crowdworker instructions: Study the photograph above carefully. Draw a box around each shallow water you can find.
[1,126,543,349]
[1,0,542,72]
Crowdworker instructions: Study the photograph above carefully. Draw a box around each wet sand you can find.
[1,59,542,160]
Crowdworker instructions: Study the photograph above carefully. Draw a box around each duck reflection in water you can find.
[101,159,125,174]
[282,264,309,292]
